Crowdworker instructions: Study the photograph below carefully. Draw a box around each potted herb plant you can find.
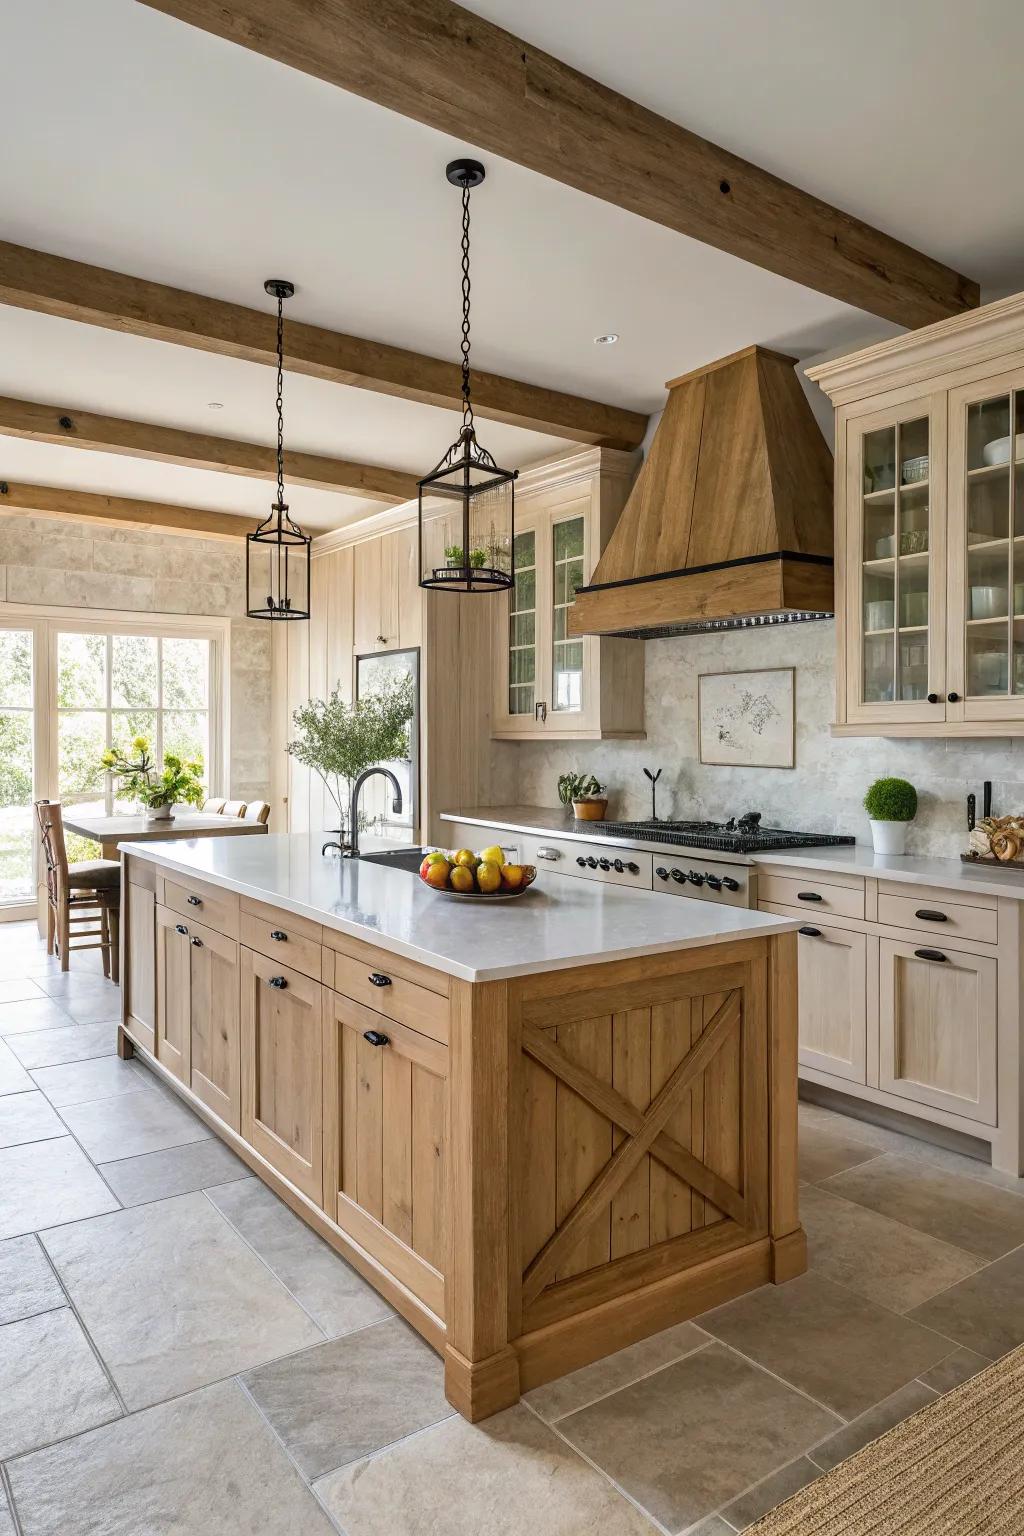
[444,544,465,569]
[287,672,415,849]
[863,776,917,855]
[100,736,205,821]
[557,770,609,822]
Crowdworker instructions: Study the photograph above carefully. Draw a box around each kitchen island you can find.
[118,833,804,1420]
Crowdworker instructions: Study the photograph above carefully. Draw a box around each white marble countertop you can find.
[123,832,799,983]
[441,807,1024,902]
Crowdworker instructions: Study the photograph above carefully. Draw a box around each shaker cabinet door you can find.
[188,920,240,1131]
[240,948,323,1202]
[155,903,191,1085]
[878,939,997,1125]
[795,924,868,1084]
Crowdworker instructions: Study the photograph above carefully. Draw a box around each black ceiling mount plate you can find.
[446,158,486,189]
[264,278,295,300]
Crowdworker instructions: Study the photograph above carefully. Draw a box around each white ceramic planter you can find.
[869,818,909,855]
[145,802,173,822]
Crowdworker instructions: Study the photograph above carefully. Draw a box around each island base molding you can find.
[120,849,804,1419]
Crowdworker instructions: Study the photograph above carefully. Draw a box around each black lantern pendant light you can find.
[418,159,518,593]
[246,278,311,621]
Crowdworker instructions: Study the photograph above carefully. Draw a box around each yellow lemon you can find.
[452,848,480,869]
[449,865,475,893]
[479,845,506,869]
[476,860,502,894]
[500,863,525,891]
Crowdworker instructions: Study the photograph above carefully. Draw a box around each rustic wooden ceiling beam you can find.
[137,0,978,330]
[0,394,417,503]
[0,481,253,540]
[0,241,647,449]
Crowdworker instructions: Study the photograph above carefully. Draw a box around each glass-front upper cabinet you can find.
[843,395,947,727]
[946,373,1024,724]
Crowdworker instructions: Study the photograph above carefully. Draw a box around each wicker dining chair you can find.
[219,800,247,818]
[35,800,121,980]
[242,801,270,825]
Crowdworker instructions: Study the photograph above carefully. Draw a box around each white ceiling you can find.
[2,0,1020,537]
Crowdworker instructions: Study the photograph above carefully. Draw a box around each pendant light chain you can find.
[275,289,286,512]
[460,182,474,430]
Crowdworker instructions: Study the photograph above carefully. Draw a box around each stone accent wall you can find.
[0,514,272,803]
[490,619,1024,859]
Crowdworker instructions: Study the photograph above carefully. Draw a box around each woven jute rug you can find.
[747,1344,1024,1533]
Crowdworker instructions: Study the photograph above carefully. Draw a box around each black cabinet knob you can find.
[270,929,287,941]
[576,856,586,867]
[947,692,960,703]
[914,948,948,963]
[797,892,823,902]
[927,693,939,704]
[190,936,203,948]
[799,925,822,937]
[269,975,287,989]
[656,867,669,880]
[722,877,740,892]
[186,895,201,906]
[175,923,188,936]
[362,1029,390,1047]
[368,972,392,987]
[915,909,948,923]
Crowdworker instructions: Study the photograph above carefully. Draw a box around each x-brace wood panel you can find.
[522,991,743,1305]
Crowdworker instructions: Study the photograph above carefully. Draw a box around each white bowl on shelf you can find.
[901,455,929,484]
[865,600,894,631]
[970,585,1008,621]
[982,432,1024,466]
[873,534,896,559]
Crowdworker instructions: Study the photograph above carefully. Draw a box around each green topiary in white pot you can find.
[864,776,917,855]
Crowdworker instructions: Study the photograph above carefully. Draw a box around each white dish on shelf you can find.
[901,455,929,484]
[982,433,1024,466]
[971,585,1008,621]
[865,600,895,631]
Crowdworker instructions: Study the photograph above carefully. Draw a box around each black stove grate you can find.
[582,820,856,854]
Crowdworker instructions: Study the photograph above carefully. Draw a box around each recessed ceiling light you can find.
[594,333,619,346]
[207,401,224,409]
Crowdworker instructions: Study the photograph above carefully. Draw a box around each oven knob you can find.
[655,866,669,881]
[576,856,586,867]
[626,862,639,874]
[687,870,705,886]
[598,858,611,871]
[671,869,686,883]
[612,859,624,873]
[722,876,740,892]
[586,856,598,868]
[705,874,722,891]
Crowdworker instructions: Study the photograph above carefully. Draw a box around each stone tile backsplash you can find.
[489,620,1024,858]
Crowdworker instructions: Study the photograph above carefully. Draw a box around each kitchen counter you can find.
[121,832,799,982]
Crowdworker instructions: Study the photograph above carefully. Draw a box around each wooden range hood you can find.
[568,346,835,638]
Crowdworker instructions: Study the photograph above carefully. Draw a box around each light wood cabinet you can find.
[155,903,191,1085]
[124,868,157,1055]
[154,903,240,1127]
[793,924,868,1084]
[354,527,420,655]
[492,449,645,740]
[810,290,1024,736]
[240,947,323,1203]
[878,938,997,1125]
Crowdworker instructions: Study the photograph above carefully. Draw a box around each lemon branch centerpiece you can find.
[99,736,205,822]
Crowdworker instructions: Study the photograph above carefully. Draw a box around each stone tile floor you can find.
[1,920,1023,1533]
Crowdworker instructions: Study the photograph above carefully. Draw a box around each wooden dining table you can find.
[60,811,269,861]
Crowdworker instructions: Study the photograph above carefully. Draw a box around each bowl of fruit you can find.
[418,845,538,900]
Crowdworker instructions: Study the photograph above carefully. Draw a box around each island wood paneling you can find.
[240,948,324,1202]
[187,920,241,1131]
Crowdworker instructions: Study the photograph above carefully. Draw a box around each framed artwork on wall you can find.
[698,667,796,768]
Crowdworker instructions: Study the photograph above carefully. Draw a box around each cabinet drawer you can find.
[328,935,449,1046]
[162,874,239,939]
[758,872,864,920]
[240,899,323,980]
[876,892,997,945]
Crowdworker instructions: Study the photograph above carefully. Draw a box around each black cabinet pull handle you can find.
[947,692,960,703]
[927,692,939,704]
[914,948,947,963]
[368,972,392,987]
[269,975,287,989]
[915,909,948,922]
[270,929,287,941]
[190,936,203,948]
[799,926,822,937]
[186,895,201,906]
[175,923,188,936]
[797,892,823,902]
[362,1029,390,1048]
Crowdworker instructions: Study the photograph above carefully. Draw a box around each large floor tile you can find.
[34,972,119,1004]
[8,1379,336,1536]
[918,1345,992,1392]
[0,1137,119,1240]
[0,998,75,1036]
[810,1380,937,1474]
[0,1090,66,1148]
[799,1121,882,1184]
[823,1154,1024,1260]
[243,1317,449,1477]
[0,978,45,1004]
[909,1244,1024,1359]
[100,1139,250,1207]
[30,1055,148,1108]
[315,1401,657,1536]
[42,1191,323,1408]
[719,1457,821,1531]
[0,1235,65,1324]
[58,1084,211,1161]
[0,1038,33,1096]
[800,1182,982,1311]
[526,1321,710,1422]
[554,1342,836,1533]
[0,1307,121,1459]
[700,1272,954,1420]
[7,1020,116,1070]
[208,1178,394,1338]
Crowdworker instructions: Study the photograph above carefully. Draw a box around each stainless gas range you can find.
[443,810,854,909]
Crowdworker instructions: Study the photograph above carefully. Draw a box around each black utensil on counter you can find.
[983,781,993,820]
[643,767,662,821]
[967,793,976,832]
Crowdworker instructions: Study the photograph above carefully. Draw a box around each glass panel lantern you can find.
[246,505,311,620]
[418,425,517,593]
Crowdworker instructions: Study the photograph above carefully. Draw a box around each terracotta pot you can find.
[573,797,608,822]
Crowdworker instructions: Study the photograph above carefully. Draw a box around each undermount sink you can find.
[356,847,426,875]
